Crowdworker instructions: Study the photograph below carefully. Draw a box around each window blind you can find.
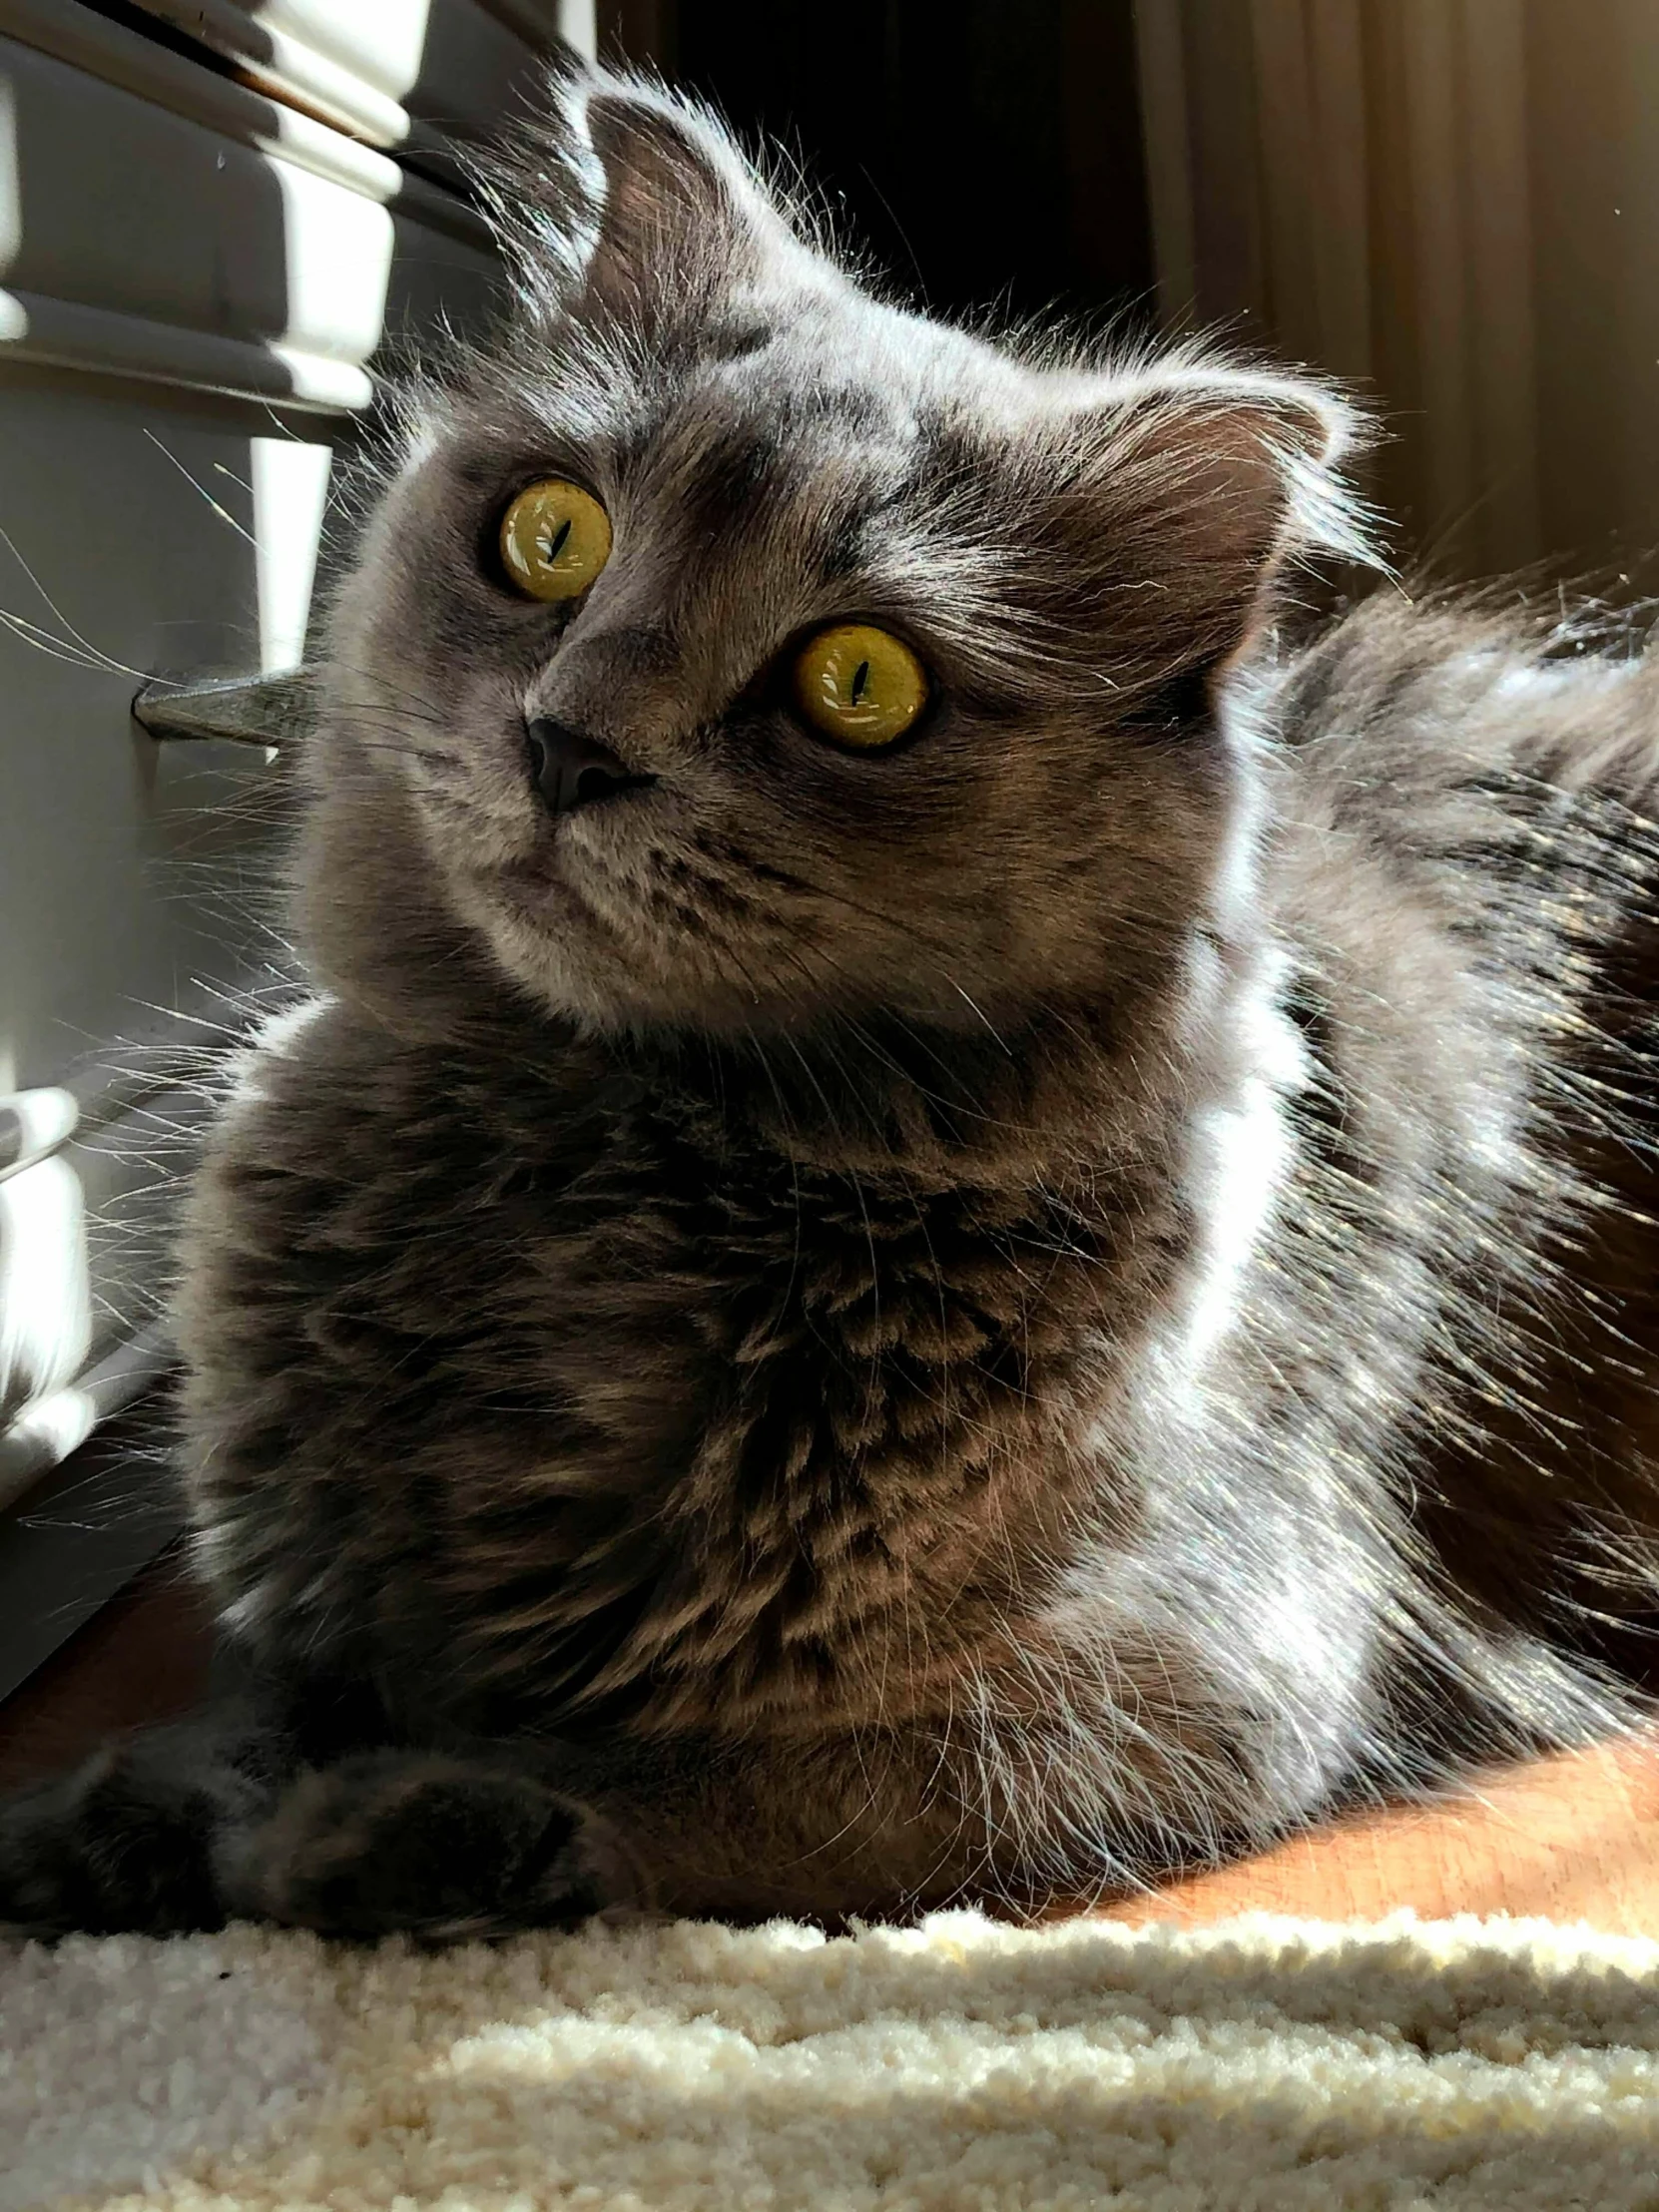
[0,0,592,1517]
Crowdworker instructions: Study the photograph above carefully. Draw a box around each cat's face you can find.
[318,72,1361,1041]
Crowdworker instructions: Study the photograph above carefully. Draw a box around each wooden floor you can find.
[0,1554,215,1795]
[4,1558,1658,1934]
[1097,1729,1659,1934]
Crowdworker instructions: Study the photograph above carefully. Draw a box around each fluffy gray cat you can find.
[5,64,1659,1938]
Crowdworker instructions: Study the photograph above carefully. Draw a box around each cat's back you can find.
[1262,591,1659,1154]
[1269,589,1659,861]
[1261,590,1659,1672]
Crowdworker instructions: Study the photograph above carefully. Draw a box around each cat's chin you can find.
[444,836,786,1035]
[453,867,924,1041]
[444,866,728,1033]
[449,872,640,1029]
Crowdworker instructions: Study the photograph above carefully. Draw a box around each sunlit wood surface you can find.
[1094,1729,1659,1936]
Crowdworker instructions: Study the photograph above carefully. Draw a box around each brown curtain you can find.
[1136,0,1659,582]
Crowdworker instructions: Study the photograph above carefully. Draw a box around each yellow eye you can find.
[793,623,929,750]
[498,478,612,602]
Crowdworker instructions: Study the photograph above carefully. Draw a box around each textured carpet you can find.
[5,1909,1659,2210]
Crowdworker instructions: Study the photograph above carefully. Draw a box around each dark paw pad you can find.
[0,1748,234,1936]
[241,1753,642,1939]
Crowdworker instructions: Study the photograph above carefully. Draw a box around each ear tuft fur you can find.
[1046,349,1382,696]
[1094,348,1380,576]
[472,62,828,346]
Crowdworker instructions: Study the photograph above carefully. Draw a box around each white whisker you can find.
[142,430,259,550]
[0,521,168,681]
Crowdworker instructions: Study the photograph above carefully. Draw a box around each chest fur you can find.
[180,1045,1170,1734]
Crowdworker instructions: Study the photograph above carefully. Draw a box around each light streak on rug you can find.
[4,1909,1659,2210]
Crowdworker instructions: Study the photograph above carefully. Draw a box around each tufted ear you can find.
[1020,359,1376,716]
[484,64,822,347]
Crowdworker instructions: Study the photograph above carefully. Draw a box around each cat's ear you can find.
[487,65,816,343]
[1031,359,1376,709]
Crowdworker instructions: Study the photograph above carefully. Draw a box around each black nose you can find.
[524,719,649,819]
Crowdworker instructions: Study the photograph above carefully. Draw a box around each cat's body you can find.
[7,67,1659,1938]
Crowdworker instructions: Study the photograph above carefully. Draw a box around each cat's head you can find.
[311,65,1369,1047]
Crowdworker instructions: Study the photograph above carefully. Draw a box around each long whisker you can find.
[0,608,120,675]
[142,430,260,550]
[0,525,184,684]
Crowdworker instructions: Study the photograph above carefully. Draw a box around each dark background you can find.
[668,0,1154,331]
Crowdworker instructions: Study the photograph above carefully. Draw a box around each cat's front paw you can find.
[0,1725,259,1936]
[231,1751,648,1940]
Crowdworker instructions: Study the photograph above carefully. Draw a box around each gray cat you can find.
[6,64,1659,1939]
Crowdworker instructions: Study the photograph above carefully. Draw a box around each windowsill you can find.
[0,1395,184,1709]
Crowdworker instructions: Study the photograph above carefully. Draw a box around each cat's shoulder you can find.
[203,991,622,1185]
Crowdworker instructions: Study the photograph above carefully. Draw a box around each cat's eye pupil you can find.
[498,479,612,603]
[792,622,929,750]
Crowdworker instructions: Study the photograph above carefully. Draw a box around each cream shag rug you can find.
[4,1910,1659,2211]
